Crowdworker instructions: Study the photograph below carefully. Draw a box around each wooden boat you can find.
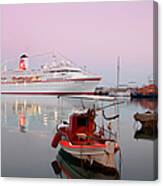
[51,108,119,155]
[133,111,158,140]
[134,111,157,127]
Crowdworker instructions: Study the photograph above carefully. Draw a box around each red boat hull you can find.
[59,140,116,155]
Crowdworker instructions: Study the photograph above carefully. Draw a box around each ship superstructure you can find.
[1,54,101,95]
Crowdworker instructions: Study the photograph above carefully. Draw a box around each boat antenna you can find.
[57,51,74,65]
[117,56,120,89]
[81,99,85,110]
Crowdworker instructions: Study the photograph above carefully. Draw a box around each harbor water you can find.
[1,95,157,180]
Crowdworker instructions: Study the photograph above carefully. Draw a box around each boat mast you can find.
[116,56,120,144]
[116,56,120,89]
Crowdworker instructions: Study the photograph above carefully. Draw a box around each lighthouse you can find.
[19,54,28,71]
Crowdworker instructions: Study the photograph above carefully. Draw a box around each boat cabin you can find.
[67,109,96,145]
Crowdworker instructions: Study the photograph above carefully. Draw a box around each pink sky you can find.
[1,1,154,86]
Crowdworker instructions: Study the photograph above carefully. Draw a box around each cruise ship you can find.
[1,54,101,95]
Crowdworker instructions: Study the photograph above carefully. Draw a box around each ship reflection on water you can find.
[131,98,158,111]
[1,95,157,180]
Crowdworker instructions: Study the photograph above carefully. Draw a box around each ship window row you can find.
[47,70,81,73]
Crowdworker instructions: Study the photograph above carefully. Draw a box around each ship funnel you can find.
[19,54,28,71]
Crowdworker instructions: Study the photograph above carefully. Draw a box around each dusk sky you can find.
[1,1,154,86]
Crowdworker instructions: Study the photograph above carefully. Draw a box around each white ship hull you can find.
[1,53,101,95]
[1,79,100,95]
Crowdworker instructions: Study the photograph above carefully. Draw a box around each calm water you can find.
[1,95,157,180]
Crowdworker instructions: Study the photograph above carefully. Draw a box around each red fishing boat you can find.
[131,84,158,99]
[51,108,119,155]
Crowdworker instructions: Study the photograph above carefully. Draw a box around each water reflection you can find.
[51,149,120,179]
[134,124,158,141]
[1,95,157,180]
[2,95,96,132]
[131,98,157,111]
[18,112,28,133]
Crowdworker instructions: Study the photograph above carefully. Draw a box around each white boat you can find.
[1,54,101,95]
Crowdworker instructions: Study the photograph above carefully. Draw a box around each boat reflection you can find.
[51,149,120,179]
[131,99,157,111]
[134,124,158,141]
[2,95,100,133]
[13,101,42,116]
[18,112,28,133]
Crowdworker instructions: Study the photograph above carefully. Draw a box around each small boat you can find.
[134,111,157,127]
[51,108,119,155]
[133,111,158,140]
